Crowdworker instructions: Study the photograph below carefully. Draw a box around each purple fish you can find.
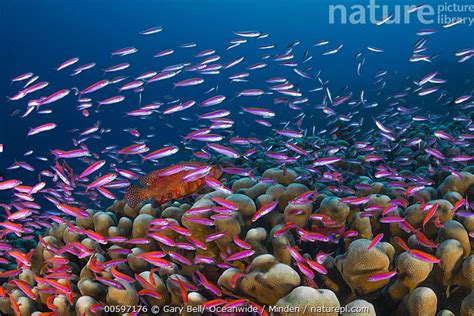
[200,95,226,107]
[56,57,79,71]
[225,249,255,261]
[174,77,204,87]
[28,123,57,136]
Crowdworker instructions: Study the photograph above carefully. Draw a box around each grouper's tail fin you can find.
[124,185,146,208]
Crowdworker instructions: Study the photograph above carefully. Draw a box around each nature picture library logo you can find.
[328,0,474,26]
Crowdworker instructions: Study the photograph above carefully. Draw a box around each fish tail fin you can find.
[124,185,146,208]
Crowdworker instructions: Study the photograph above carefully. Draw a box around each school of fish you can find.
[1,16,474,316]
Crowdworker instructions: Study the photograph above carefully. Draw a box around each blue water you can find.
[1,0,473,200]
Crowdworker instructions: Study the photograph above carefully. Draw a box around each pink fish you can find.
[140,26,163,35]
[86,173,117,190]
[368,233,384,250]
[224,56,244,69]
[408,249,440,264]
[0,180,22,190]
[225,250,255,261]
[119,80,143,91]
[247,63,267,70]
[205,232,226,243]
[199,110,230,120]
[243,107,275,118]
[98,95,125,105]
[38,89,70,105]
[111,47,137,56]
[174,77,204,87]
[238,89,264,96]
[104,63,130,72]
[169,251,192,266]
[11,72,33,82]
[81,79,109,94]
[297,261,315,279]
[313,157,342,166]
[79,160,106,179]
[28,123,57,136]
[252,201,279,222]
[306,259,328,274]
[7,209,32,221]
[207,143,240,158]
[147,71,179,83]
[200,95,226,107]
[425,148,445,160]
[190,134,224,142]
[56,204,89,218]
[276,129,303,138]
[56,57,79,71]
[148,233,175,247]
[141,146,179,161]
[233,235,251,249]
[423,203,438,227]
[367,271,398,282]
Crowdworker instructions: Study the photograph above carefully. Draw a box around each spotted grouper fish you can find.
[124,162,222,207]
